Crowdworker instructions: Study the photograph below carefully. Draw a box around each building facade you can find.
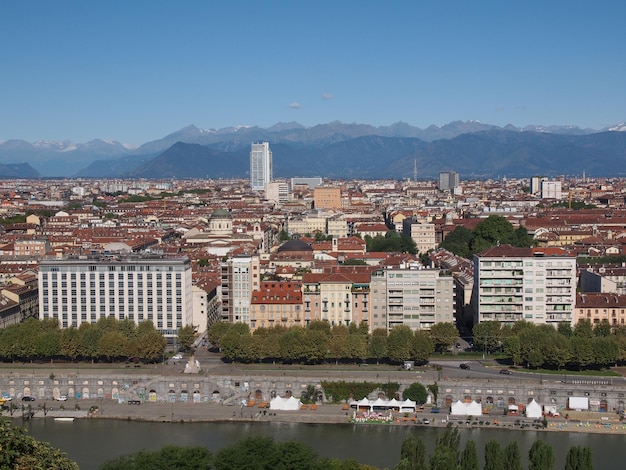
[370,268,455,332]
[38,255,193,339]
[313,186,341,210]
[250,142,273,191]
[220,255,260,323]
[472,246,577,326]
[438,171,459,191]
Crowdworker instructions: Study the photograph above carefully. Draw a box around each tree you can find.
[387,326,415,363]
[472,215,516,248]
[503,336,522,366]
[402,382,428,404]
[484,440,504,470]
[459,440,479,470]
[412,331,435,364]
[564,445,593,470]
[207,322,231,350]
[98,331,128,362]
[593,319,612,337]
[503,441,522,470]
[429,322,458,354]
[368,328,388,364]
[177,325,196,352]
[0,418,79,469]
[573,319,593,339]
[429,444,458,470]
[399,435,427,470]
[436,423,460,462]
[101,445,212,470]
[439,226,473,258]
[528,441,555,470]
[471,321,502,354]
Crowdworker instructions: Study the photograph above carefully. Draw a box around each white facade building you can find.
[472,245,576,326]
[370,268,455,332]
[250,142,272,191]
[541,180,562,199]
[265,181,289,204]
[220,255,260,324]
[38,256,193,339]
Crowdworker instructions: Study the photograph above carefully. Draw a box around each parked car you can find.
[431,407,441,413]
[56,395,68,401]
[127,400,141,405]
[459,363,470,370]
[499,369,512,375]
[423,418,430,424]
[22,396,35,401]
[172,354,183,360]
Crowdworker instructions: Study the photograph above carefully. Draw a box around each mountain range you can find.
[1,121,625,179]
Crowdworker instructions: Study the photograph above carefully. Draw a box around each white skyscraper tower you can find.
[250,142,272,191]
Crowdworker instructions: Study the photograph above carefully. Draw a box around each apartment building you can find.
[472,245,577,326]
[249,281,304,331]
[370,268,454,332]
[220,255,260,324]
[575,293,626,328]
[38,255,193,339]
[402,217,436,254]
[302,270,370,328]
[313,186,341,209]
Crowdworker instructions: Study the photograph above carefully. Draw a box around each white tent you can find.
[526,399,542,419]
[269,396,302,411]
[466,401,482,416]
[371,397,388,409]
[356,397,372,410]
[400,399,416,412]
[388,398,401,410]
[450,400,482,416]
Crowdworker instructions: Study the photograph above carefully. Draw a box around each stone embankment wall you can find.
[1,370,624,414]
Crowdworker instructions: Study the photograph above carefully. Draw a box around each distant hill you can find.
[1,120,624,178]
[94,130,626,180]
[0,162,39,178]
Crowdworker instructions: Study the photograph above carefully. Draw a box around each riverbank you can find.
[10,400,626,436]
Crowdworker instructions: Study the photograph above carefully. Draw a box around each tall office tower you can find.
[438,171,459,191]
[250,142,272,191]
[38,255,193,340]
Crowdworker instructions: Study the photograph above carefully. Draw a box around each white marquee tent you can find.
[270,396,302,411]
[525,399,542,419]
[450,400,482,416]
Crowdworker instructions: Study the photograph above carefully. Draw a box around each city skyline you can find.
[1,1,624,145]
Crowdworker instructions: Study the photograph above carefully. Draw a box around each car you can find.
[430,407,441,413]
[172,354,183,360]
[499,369,513,375]
[127,400,141,405]
[459,363,470,370]
[21,396,35,401]
[422,418,430,424]
[56,395,68,401]
[455,343,461,349]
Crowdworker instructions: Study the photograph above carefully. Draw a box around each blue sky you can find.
[1,1,624,146]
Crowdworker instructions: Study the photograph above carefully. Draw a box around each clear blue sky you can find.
[1,0,624,146]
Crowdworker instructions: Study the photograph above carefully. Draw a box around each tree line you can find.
[473,319,624,371]
[0,317,191,363]
[207,321,460,365]
[98,427,594,470]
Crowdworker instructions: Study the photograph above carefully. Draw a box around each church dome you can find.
[211,208,232,219]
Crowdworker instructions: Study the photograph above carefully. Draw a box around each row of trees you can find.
[99,431,593,470]
[440,215,534,258]
[473,319,624,370]
[397,424,593,470]
[207,321,448,365]
[0,318,194,363]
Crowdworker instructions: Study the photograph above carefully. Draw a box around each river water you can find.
[25,419,621,469]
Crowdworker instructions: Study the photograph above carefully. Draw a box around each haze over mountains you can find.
[1,121,625,179]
